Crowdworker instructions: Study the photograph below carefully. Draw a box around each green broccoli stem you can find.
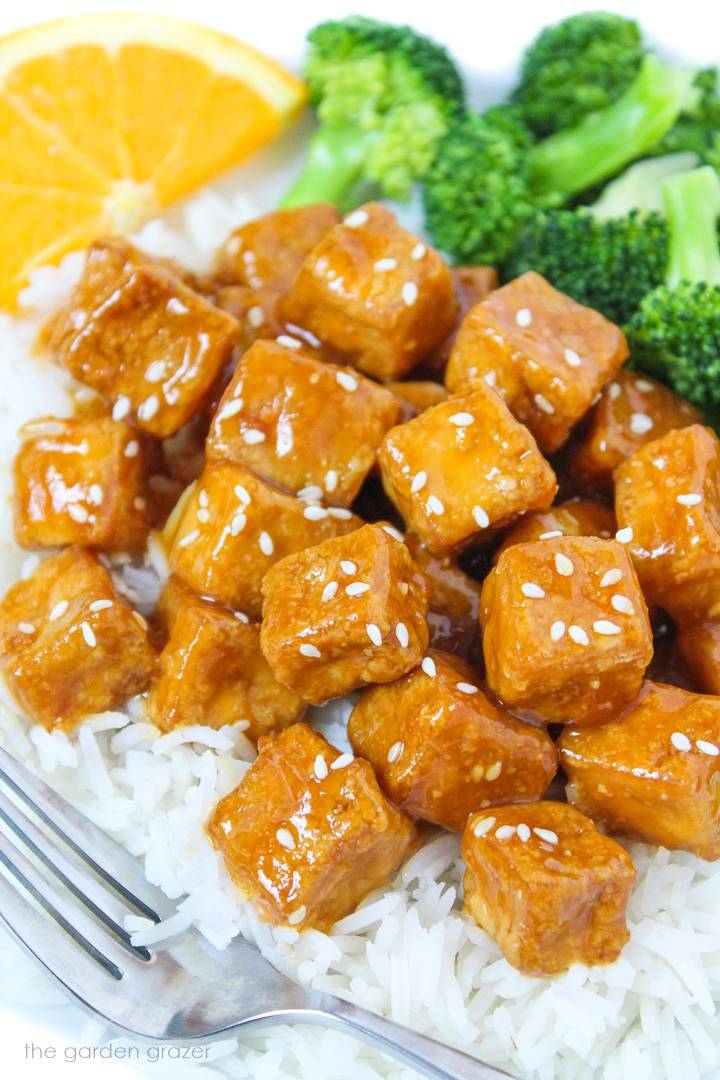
[662,166,720,286]
[280,126,373,209]
[529,55,698,197]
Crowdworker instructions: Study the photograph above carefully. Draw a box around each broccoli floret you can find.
[651,68,720,168]
[504,209,668,324]
[280,16,464,208]
[512,12,644,137]
[627,167,720,412]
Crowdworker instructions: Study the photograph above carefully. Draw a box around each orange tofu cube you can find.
[386,380,449,424]
[51,263,240,437]
[260,523,431,705]
[348,650,557,832]
[379,380,557,553]
[676,620,720,696]
[421,264,500,381]
[13,415,148,551]
[462,801,635,976]
[283,203,457,381]
[559,681,720,860]
[493,498,616,564]
[481,537,653,726]
[573,369,701,490]
[615,425,720,620]
[445,271,628,454]
[206,723,418,931]
[206,340,400,506]
[0,548,156,731]
[404,535,484,664]
[147,586,305,741]
[214,204,341,292]
[168,464,361,621]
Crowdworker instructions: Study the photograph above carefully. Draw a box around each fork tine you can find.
[0,745,175,921]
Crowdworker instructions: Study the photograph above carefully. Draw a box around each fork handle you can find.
[305,995,513,1080]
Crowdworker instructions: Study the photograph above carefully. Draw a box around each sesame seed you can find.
[630,413,654,436]
[112,396,131,421]
[402,282,418,306]
[484,370,497,387]
[485,761,502,781]
[48,600,69,622]
[89,600,113,612]
[472,505,490,530]
[495,825,517,840]
[259,532,274,556]
[124,440,139,458]
[600,569,622,588]
[671,731,692,752]
[366,624,383,646]
[533,828,558,844]
[636,378,655,392]
[521,583,545,598]
[615,527,633,544]
[145,360,166,383]
[314,754,328,780]
[18,622,35,635]
[568,625,589,646]
[608,382,621,401]
[138,396,159,421]
[515,308,532,327]
[448,412,474,427]
[457,682,478,695]
[471,816,495,839]
[322,581,338,602]
[398,583,408,595]
[382,525,405,542]
[199,489,210,508]
[234,611,249,623]
[344,209,368,228]
[276,828,295,850]
[411,471,427,494]
[427,495,445,515]
[697,740,720,756]
[374,258,397,272]
[324,470,338,493]
[550,621,566,642]
[539,530,563,540]
[87,484,103,505]
[677,493,702,507]
[421,656,437,677]
[298,484,324,501]
[612,595,635,615]
[396,622,409,648]
[340,561,357,574]
[300,644,321,658]
[81,622,96,648]
[217,399,244,421]
[304,505,329,521]
[411,243,426,260]
[331,753,354,770]
[68,503,89,523]
[277,335,302,351]
[534,393,555,415]
[564,348,582,367]
[178,529,199,547]
[328,508,353,520]
[230,513,246,536]
[387,741,404,763]
[133,612,148,631]
[594,620,622,635]
[517,823,531,842]
[336,371,358,392]
[196,508,210,524]
[555,553,574,577]
[247,305,264,328]
[242,429,266,445]
[288,905,307,926]
[346,582,370,597]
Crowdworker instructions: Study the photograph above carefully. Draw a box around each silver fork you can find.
[0,745,511,1080]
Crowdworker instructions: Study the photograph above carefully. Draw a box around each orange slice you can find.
[0,14,306,307]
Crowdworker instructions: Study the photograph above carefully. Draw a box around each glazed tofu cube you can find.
[51,263,240,437]
[168,464,361,620]
[676,620,720,696]
[493,498,616,564]
[260,523,431,705]
[13,415,148,551]
[404,535,484,664]
[283,203,457,381]
[206,723,418,931]
[214,204,340,292]
[461,802,635,976]
[147,586,305,741]
[206,339,400,506]
[421,264,500,380]
[445,271,628,454]
[481,537,653,726]
[379,380,557,554]
[386,380,449,424]
[0,548,156,731]
[614,425,720,619]
[348,650,557,832]
[573,369,701,490]
[559,681,720,860]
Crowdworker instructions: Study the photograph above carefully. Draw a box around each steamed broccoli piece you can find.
[652,68,720,169]
[627,167,720,412]
[281,17,464,208]
[504,210,668,324]
[588,152,702,220]
[512,11,644,137]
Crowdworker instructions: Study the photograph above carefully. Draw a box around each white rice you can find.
[1,189,720,1080]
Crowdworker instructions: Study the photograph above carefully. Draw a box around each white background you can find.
[0,1,718,1077]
